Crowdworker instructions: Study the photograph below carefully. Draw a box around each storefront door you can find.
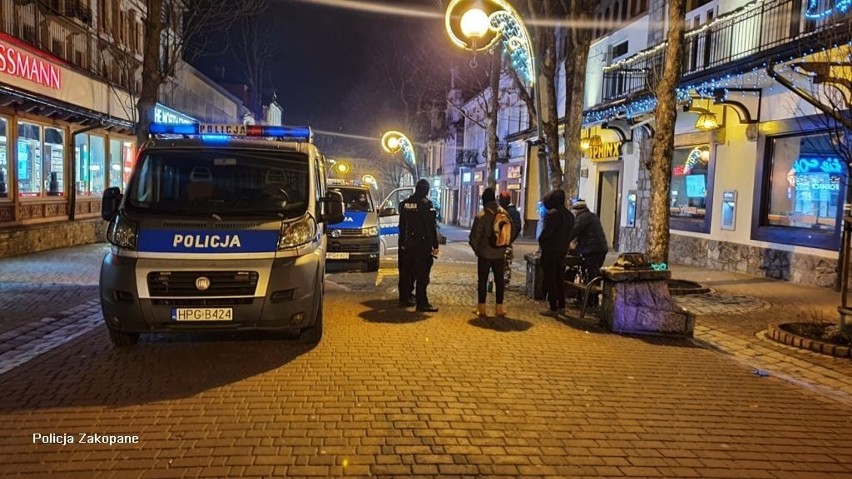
[597,169,620,249]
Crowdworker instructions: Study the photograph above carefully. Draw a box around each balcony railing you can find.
[600,0,849,104]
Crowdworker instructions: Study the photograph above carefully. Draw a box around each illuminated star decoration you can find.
[381,131,416,167]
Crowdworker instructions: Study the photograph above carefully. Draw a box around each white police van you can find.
[325,180,381,271]
[377,186,446,256]
[99,123,344,346]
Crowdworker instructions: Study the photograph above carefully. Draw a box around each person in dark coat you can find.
[469,187,509,317]
[397,193,415,308]
[498,191,522,288]
[537,189,574,315]
[399,179,440,312]
[570,199,609,280]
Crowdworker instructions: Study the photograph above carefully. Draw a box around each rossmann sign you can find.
[0,39,61,90]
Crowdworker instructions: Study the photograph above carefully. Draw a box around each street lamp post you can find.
[444,0,547,180]
[381,130,418,183]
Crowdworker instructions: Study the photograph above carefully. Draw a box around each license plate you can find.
[327,252,350,259]
[171,308,233,321]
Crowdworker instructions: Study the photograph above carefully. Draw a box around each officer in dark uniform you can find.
[398,193,415,307]
[399,178,439,312]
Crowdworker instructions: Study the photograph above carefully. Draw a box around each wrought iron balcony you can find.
[599,0,850,104]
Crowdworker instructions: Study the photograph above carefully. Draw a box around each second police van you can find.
[99,123,344,346]
[325,180,381,271]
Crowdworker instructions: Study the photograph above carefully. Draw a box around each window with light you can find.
[670,144,711,222]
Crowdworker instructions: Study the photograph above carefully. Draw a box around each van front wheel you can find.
[107,326,139,347]
[365,259,380,272]
[299,299,323,343]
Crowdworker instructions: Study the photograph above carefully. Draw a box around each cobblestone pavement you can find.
[2,238,852,477]
[0,244,105,333]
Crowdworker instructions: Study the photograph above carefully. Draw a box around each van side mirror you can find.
[102,187,122,221]
[320,190,345,224]
[379,207,397,217]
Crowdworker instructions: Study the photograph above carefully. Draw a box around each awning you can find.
[0,84,135,135]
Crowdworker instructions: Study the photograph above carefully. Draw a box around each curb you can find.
[767,324,852,359]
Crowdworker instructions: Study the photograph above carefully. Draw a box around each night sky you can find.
[193,0,455,152]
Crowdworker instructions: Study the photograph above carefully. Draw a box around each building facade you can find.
[581,0,851,287]
[448,0,850,288]
[0,0,248,257]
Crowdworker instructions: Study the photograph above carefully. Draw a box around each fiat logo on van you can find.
[195,276,211,291]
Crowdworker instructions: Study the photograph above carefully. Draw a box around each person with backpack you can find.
[498,191,522,288]
[538,189,574,316]
[468,187,512,317]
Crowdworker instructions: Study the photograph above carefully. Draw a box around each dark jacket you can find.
[506,205,522,242]
[400,182,438,251]
[468,200,507,260]
[571,207,609,255]
[537,189,574,256]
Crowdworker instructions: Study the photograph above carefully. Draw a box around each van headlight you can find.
[361,226,378,237]
[279,215,317,249]
[107,215,138,250]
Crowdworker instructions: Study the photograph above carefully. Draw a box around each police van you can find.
[325,180,381,271]
[99,123,344,346]
[377,186,446,256]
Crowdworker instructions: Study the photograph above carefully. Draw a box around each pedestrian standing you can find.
[498,191,522,288]
[538,189,574,316]
[468,187,509,317]
[398,194,415,308]
[570,199,609,280]
[399,179,440,312]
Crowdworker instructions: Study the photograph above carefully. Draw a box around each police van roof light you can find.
[149,123,312,141]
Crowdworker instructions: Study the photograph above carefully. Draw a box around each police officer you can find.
[398,194,415,308]
[399,178,439,312]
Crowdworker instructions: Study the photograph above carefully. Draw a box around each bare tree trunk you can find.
[538,29,562,191]
[563,29,591,201]
[486,53,501,189]
[647,0,686,264]
[137,0,164,146]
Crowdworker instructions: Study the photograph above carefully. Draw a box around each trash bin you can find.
[525,252,545,299]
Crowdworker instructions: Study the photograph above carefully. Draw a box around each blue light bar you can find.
[149,123,199,135]
[149,122,312,141]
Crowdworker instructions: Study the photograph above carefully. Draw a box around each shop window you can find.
[669,144,712,233]
[109,139,123,189]
[44,127,65,196]
[123,141,135,185]
[17,122,42,198]
[75,134,110,196]
[89,135,106,195]
[754,132,844,249]
[0,118,7,199]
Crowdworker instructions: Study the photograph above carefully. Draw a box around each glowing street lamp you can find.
[381,130,417,175]
[334,161,350,175]
[445,0,547,188]
[444,0,536,89]
[361,174,378,189]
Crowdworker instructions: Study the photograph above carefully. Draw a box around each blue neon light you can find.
[149,123,199,135]
[200,134,232,143]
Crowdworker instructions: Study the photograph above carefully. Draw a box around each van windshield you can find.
[126,148,310,218]
[331,187,373,212]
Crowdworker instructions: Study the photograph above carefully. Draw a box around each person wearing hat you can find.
[399,178,440,312]
[468,187,509,317]
[498,191,522,288]
[570,199,609,280]
[538,189,574,315]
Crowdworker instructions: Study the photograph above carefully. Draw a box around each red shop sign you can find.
[0,41,61,90]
